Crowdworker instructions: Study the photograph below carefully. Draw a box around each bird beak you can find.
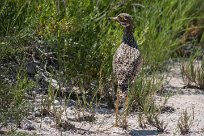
[109,16,118,22]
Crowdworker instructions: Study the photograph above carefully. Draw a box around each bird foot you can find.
[121,120,128,130]
[116,119,128,130]
[115,114,129,129]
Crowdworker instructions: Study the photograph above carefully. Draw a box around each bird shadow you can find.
[129,129,159,136]
[180,87,204,95]
[160,83,204,96]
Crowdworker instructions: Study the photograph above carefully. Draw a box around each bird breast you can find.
[113,43,142,84]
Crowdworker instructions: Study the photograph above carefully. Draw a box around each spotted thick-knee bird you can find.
[110,13,142,128]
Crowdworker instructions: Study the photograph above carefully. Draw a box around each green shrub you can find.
[129,71,167,132]
[0,1,203,130]
[1,0,203,91]
[0,73,35,127]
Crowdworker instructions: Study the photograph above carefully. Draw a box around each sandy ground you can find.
[159,63,204,136]
[1,62,204,136]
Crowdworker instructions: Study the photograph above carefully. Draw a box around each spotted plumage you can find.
[110,13,142,128]
[113,31,142,94]
[112,13,142,95]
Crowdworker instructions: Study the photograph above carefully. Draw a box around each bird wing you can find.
[113,43,142,85]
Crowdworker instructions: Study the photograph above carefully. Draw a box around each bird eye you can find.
[118,16,125,21]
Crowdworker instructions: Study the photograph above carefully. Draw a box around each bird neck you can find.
[122,26,138,48]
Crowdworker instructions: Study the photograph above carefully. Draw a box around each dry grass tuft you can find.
[177,109,193,135]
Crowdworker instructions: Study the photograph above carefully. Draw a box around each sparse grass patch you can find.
[57,120,75,131]
[0,0,203,134]
[39,83,60,117]
[137,112,147,128]
[177,109,194,135]
[129,72,163,111]
[0,73,35,127]
[147,113,167,133]
[181,59,204,89]
[7,131,35,136]
[129,72,167,132]
[73,91,96,122]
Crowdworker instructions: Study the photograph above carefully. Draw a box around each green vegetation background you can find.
[0,0,203,129]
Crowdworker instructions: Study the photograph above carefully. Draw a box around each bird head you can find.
[110,13,133,28]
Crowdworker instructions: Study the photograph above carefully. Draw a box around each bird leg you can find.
[115,89,119,127]
[122,95,129,129]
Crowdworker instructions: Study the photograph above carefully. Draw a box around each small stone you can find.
[56,105,63,110]
[44,117,52,125]
[35,109,41,117]
[54,100,60,105]
[21,119,36,130]
[27,114,35,120]
[34,118,41,123]
[67,99,76,107]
